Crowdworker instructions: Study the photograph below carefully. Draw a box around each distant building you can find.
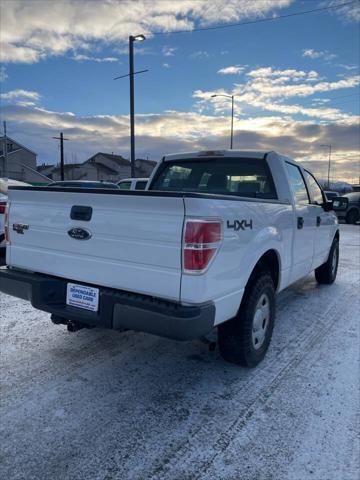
[37,152,157,183]
[134,158,157,178]
[84,152,131,180]
[0,136,45,183]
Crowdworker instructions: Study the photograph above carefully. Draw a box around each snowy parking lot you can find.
[1,224,359,480]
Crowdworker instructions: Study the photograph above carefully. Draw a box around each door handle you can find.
[316,216,321,227]
[70,205,93,221]
[297,217,304,229]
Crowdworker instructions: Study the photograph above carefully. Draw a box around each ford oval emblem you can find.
[68,227,92,240]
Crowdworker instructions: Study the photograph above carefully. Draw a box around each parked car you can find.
[324,191,339,200]
[49,181,119,189]
[0,150,339,367]
[333,192,360,224]
[118,178,148,190]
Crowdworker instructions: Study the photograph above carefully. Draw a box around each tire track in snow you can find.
[146,283,355,480]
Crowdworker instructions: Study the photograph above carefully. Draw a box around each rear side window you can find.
[286,163,309,205]
[304,170,324,204]
[150,157,277,199]
[135,181,147,190]
[118,181,132,190]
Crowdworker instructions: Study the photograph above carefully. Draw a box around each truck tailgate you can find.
[7,189,185,301]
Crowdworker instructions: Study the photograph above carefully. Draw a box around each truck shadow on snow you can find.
[46,272,345,383]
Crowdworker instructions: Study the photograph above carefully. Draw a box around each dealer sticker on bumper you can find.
[66,283,99,312]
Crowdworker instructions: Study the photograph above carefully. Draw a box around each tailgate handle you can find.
[70,205,93,221]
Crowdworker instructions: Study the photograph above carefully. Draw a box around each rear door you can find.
[7,188,185,301]
[285,162,316,282]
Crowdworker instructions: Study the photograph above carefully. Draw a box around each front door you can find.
[303,170,334,268]
[286,162,316,283]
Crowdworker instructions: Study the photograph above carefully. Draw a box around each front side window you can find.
[150,158,277,199]
[286,163,309,205]
[304,170,324,204]
[118,181,132,190]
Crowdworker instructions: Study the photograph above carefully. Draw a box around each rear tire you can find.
[315,238,339,284]
[218,272,275,368]
[346,209,359,224]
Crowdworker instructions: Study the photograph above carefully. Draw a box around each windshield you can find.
[150,157,277,199]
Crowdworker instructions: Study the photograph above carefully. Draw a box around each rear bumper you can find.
[0,267,215,340]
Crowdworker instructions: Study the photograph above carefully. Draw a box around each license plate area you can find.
[66,283,99,312]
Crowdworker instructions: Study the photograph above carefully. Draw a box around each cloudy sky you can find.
[0,0,359,182]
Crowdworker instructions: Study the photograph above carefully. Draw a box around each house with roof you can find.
[84,152,131,179]
[0,136,46,183]
[83,153,157,180]
[36,152,157,183]
[134,158,157,177]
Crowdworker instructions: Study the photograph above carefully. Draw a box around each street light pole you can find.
[320,144,332,189]
[230,95,234,150]
[211,94,235,149]
[129,36,135,178]
[3,121,8,179]
[327,144,332,189]
[114,35,147,179]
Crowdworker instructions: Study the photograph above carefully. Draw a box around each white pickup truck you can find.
[0,150,339,367]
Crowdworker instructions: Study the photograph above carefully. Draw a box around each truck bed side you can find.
[182,196,294,324]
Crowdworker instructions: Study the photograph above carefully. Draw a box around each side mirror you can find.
[322,200,333,212]
[332,197,348,211]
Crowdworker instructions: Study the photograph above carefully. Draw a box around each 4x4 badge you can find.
[227,220,253,231]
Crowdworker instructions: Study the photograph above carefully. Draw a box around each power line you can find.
[325,97,360,106]
[152,1,358,36]
[305,92,360,104]
[324,92,360,101]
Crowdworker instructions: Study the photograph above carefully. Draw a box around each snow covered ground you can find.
[1,224,359,480]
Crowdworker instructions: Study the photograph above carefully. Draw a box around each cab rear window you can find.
[150,157,277,199]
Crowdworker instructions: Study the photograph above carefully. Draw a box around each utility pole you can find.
[114,34,147,178]
[3,121,8,178]
[52,132,69,180]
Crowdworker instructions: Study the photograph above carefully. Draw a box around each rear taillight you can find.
[0,202,6,215]
[183,219,222,273]
[4,203,10,244]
